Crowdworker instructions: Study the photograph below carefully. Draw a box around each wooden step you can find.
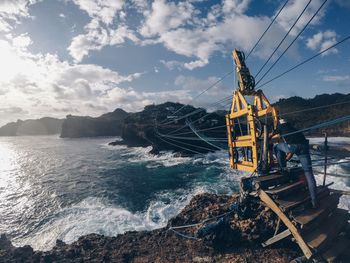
[302,208,349,250]
[265,181,305,197]
[255,168,302,189]
[291,193,341,227]
[274,186,329,211]
[322,235,350,262]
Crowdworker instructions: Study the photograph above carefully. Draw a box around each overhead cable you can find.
[255,0,327,86]
[254,0,312,79]
[257,35,350,89]
[246,0,290,59]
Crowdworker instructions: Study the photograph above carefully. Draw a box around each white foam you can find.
[14,186,213,251]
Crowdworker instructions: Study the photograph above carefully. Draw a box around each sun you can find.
[0,40,32,83]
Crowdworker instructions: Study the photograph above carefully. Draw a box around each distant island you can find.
[0,93,349,154]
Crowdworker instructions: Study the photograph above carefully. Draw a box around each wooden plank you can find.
[259,190,313,259]
[322,236,350,262]
[303,208,349,250]
[274,186,329,211]
[255,168,303,189]
[291,193,341,226]
[265,181,304,196]
[262,229,291,247]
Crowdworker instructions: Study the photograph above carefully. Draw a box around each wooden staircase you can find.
[242,167,350,262]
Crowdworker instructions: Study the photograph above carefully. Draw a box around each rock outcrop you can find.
[109,102,227,154]
[0,193,303,262]
[60,108,128,138]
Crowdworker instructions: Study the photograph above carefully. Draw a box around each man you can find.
[271,119,318,208]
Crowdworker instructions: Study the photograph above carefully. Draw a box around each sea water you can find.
[0,135,349,251]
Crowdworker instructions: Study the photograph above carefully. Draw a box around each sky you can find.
[0,0,349,125]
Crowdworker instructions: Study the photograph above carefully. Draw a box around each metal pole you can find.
[262,125,268,173]
[322,132,328,186]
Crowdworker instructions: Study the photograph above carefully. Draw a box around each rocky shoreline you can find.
[0,193,303,263]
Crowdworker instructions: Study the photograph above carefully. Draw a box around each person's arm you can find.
[286,152,294,161]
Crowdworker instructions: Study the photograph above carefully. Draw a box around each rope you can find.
[254,0,312,79]
[246,0,290,59]
[282,114,350,138]
[168,228,200,240]
[186,120,225,150]
[163,135,218,152]
[158,133,227,142]
[255,0,327,85]
[159,72,234,124]
[173,125,227,136]
[310,160,350,167]
[162,95,231,127]
[156,134,202,155]
[167,210,235,240]
[257,35,350,89]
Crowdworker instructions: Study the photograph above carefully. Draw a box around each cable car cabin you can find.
[226,49,278,173]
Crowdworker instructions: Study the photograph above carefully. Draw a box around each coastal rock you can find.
[0,193,301,262]
[109,102,227,155]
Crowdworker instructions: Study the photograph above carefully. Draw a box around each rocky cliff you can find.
[0,117,63,136]
[109,102,227,154]
[60,108,128,138]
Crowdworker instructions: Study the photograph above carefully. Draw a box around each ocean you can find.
[0,135,349,251]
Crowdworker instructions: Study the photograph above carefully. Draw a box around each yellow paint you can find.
[226,49,278,172]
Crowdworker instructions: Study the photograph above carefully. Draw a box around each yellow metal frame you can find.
[226,50,278,172]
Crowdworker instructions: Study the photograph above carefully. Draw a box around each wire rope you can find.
[255,0,327,86]
[254,0,312,79]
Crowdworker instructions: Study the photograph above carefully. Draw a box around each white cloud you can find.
[68,1,138,62]
[306,30,338,56]
[0,0,39,32]
[160,60,184,71]
[276,0,326,35]
[222,0,250,15]
[174,75,231,105]
[12,33,32,48]
[0,37,146,125]
[71,0,124,25]
[138,0,301,69]
[322,75,350,82]
[66,0,326,68]
[140,0,194,37]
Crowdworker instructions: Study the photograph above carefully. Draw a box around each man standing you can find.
[271,119,318,208]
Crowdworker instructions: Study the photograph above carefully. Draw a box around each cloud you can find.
[12,33,32,48]
[0,0,39,32]
[0,36,147,125]
[68,1,138,62]
[66,0,329,68]
[276,0,326,35]
[138,0,301,69]
[174,75,231,107]
[306,30,338,56]
[71,0,124,25]
[103,86,192,112]
[322,75,350,82]
[139,0,194,37]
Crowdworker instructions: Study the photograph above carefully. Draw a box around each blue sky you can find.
[0,0,349,125]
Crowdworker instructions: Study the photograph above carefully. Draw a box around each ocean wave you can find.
[14,186,218,251]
